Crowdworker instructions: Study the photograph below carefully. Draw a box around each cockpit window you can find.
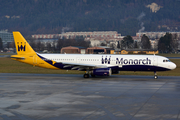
[163,59,171,62]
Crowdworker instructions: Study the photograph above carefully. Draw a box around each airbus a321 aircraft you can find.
[11,32,176,79]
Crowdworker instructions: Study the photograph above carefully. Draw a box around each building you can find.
[86,47,107,54]
[62,31,120,39]
[32,31,121,41]
[34,39,58,47]
[0,30,14,47]
[121,49,159,54]
[32,34,61,39]
[61,46,86,54]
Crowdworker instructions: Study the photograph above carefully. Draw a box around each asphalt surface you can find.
[0,73,180,120]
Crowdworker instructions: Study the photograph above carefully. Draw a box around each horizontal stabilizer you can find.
[11,55,25,60]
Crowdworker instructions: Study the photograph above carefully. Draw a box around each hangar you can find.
[61,46,115,54]
[86,47,107,54]
[61,46,86,54]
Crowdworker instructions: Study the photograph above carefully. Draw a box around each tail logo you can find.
[17,42,26,51]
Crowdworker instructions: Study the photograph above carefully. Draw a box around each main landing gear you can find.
[84,70,90,78]
[83,70,95,78]
[83,74,89,78]
[154,71,158,79]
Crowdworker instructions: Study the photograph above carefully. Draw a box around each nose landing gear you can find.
[154,71,158,79]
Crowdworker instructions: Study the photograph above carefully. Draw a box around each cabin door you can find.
[153,57,158,66]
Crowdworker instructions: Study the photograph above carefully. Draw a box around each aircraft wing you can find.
[60,62,119,71]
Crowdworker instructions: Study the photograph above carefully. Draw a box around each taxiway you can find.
[0,73,180,120]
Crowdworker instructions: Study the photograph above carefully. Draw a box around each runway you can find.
[0,73,180,120]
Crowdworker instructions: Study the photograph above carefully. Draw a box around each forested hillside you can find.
[0,0,180,36]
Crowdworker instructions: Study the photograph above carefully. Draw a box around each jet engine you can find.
[92,68,111,76]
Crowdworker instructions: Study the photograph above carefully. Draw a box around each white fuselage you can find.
[37,54,176,71]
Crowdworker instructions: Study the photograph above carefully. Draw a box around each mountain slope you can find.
[0,0,180,35]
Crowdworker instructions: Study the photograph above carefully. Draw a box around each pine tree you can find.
[0,38,3,50]
[122,35,134,49]
[117,41,121,49]
[141,34,151,49]
[134,41,138,48]
[158,33,177,53]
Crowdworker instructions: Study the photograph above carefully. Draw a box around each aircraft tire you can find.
[84,74,89,78]
[154,75,158,79]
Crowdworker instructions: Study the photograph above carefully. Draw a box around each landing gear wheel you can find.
[154,75,158,79]
[154,71,158,79]
[83,74,89,78]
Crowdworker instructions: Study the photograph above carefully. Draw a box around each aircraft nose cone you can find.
[171,63,176,70]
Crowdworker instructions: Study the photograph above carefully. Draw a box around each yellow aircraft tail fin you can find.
[13,31,36,55]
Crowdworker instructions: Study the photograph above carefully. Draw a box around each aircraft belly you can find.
[117,65,170,71]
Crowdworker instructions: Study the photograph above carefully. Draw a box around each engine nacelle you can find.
[92,68,111,76]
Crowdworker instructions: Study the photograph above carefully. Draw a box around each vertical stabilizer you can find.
[13,32,36,55]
